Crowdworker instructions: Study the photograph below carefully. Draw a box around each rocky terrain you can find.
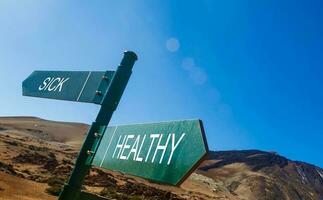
[0,117,322,200]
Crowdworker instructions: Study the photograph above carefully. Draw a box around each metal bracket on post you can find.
[58,51,138,200]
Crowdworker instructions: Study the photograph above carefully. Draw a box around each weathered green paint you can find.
[22,71,114,104]
[92,119,208,185]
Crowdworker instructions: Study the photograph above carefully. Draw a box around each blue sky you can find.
[0,1,322,167]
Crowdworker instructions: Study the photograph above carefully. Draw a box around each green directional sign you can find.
[22,71,115,104]
[92,119,208,185]
[22,51,140,200]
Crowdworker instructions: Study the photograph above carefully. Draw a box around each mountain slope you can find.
[198,150,323,200]
[0,117,322,200]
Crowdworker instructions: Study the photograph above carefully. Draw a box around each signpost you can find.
[92,120,208,185]
[22,51,209,200]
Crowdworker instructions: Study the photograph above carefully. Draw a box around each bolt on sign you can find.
[22,51,209,200]
[92,120,208,185]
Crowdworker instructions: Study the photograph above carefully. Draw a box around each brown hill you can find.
[0,117,322,200]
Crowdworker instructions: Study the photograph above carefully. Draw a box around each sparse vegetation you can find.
[100,182,183,200]
[85,169,117,187]
[46,184,62,196]
[45,176,65,196]
[28,144,48,151]
[47,176,65,186]
[0,161,16,175]
[26,128,43,133]
[0,117,323,200]
[13,151,58,171]
[3,140,19,146]
[44,153,59,172]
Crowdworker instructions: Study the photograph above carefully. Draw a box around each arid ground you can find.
[0,117,322,200]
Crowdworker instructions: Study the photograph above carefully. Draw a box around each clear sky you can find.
[0,1,322,167]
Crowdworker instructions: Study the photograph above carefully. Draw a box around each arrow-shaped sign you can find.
[22,71,115,104]
[92,119,209,185]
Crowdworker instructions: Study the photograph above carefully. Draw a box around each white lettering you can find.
[48,78,61,91]
[44,77,55,91]
[135,135,146,162]
[152,134,171,164]
[112,135,126,159]
[38,77,51,91]
[145,134,160,162]
[38,77,70,92]
[120,135,134,160]
[167,133,186,165]
[55,77,70,92]
[127,135,140,160]
[111,133,186,165]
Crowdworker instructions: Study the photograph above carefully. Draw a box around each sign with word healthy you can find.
[22,71,114,104]
[92,119,208,185]
[22,52,209,200]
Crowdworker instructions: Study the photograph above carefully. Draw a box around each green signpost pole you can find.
[58,51,138,200]
[22,50,208,199]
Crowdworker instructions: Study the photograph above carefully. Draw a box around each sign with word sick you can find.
[22,71,115,104]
